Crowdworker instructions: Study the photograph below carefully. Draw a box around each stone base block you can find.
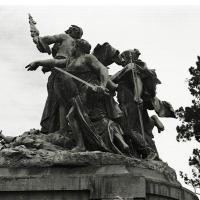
[0,165,197,200]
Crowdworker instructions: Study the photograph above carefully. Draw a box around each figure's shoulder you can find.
[59,33,70,38]
[80,54,101,69]
[84,54,97,62]
[85,54,95,59]
[135,59,148,69]
[55,33,70,40]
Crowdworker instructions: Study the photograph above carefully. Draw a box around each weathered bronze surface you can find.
[0,14,197,200]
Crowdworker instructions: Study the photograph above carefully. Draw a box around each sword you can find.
[54,67,97,91]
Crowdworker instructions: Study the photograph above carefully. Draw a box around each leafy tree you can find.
[176,56,200,194]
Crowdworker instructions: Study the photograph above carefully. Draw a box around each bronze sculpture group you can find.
[25,14,176,160]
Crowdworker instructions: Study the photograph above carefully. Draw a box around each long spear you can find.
[129,53,147,145]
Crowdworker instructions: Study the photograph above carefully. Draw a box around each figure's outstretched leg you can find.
[114,132,129,152]
[111,124,130,154]
[151,115,165,133]
[58,104,69,133]
[67,106,86,152]
[54,73,78,135]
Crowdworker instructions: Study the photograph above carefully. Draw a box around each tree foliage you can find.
[176,56,200,193]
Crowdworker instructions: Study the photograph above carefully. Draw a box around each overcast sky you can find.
[0,4,200,192]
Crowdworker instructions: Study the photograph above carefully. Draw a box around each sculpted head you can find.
[76,39,91,55]
[65,25,83,39]
[120,49,141,66]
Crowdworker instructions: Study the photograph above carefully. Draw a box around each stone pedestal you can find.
[0,165,197,200]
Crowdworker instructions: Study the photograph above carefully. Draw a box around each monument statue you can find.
[0,15,176,159]
[26,38,130,155]
[0,14,197,200]
[28,14,83,135]
[1,15,175,160]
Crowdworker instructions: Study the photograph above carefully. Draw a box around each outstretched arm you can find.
[40,34,66,45]
[25,59,66,72]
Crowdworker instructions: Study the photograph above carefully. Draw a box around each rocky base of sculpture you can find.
[0,149,177,180]
[0,130,198,199]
